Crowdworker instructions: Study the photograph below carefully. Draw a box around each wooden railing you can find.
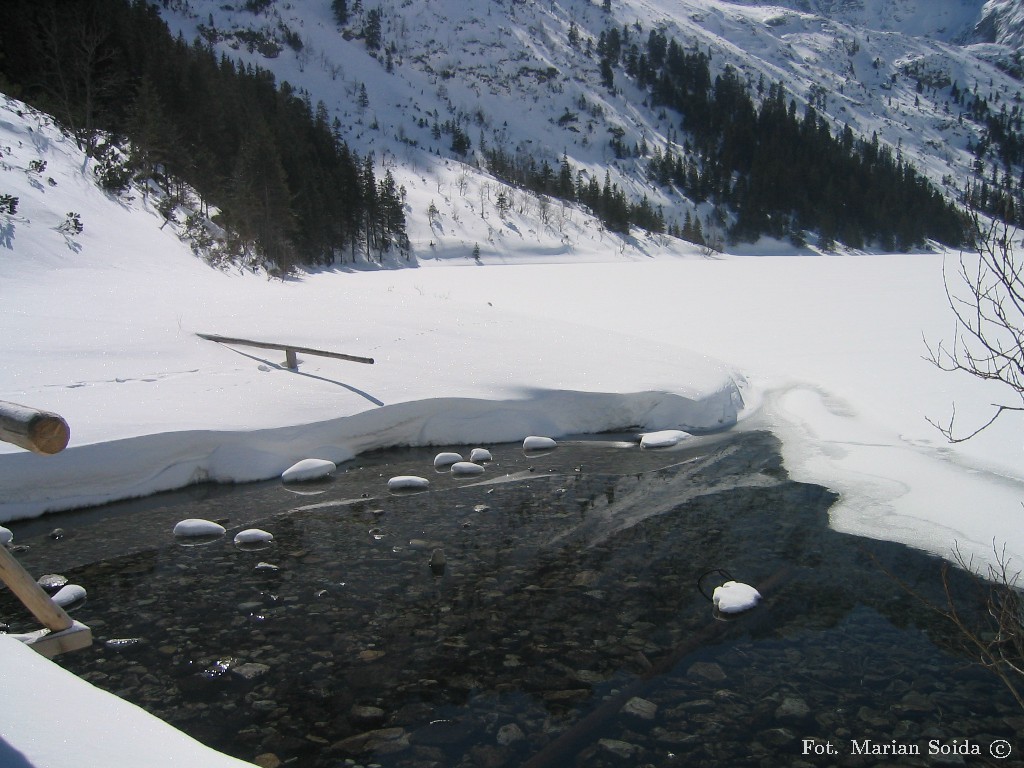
[197,333,374,370]
[0,401,90,656]
[0,400,70,454]
[0,546,92,657]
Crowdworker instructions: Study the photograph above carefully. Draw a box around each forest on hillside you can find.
[0,0,408,272]
[0,0,994,256]
[477,22,972,251]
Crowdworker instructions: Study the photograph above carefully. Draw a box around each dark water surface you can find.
[2,431,1021,767]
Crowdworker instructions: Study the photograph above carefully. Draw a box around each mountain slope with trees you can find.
[5,0,1024,266]
[0,0,409,273]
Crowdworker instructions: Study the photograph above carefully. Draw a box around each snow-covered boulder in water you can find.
[282,458,336,482]
[470,447,492,462]
[451,461,485,476]
[234,529,274,545]
[712,581,761,614]
[433,452,463,468]
[52,584,87,607]
[523,436,557,451]
[0,525,12,546]
[388,475,430,491]
[173,519,226,537]
[640,430,692,449]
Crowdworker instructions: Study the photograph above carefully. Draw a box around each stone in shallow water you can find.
[496,723,524,746]
[234,529,274,545]
[231,662,271,681]
[775,696,811,723]
[387,475,429,491]
[0,525,12,545]
[712,580,761,614]
[623,696,658,720]
[350,705,386,725]
[470,447,492,462]
[332,727,408,754]
[599,738,638,759]
[523,435,557,451]
[173,518,226,538]
[281,458,336,483]
[640,429,692,448]
[451,461,485,476]
[688,661,727,682]
[51,584,87,607]
[433,452,463,468]
[37,573,68,592]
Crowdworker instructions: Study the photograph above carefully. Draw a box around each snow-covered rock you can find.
[451,461,485,476]
[712,581,762,614]
[0,525,12,545]
[523,436,557,451]
[233,529,274,545]
[469,447,492,462]
[51,584,87,607]
[281,458,336,482]
[172,519,225,537]
[388,475,430,491]
[433,452,463,468]
[640,430,692,449]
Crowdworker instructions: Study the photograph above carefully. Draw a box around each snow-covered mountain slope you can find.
[977,0,1024,47]
[154,0,1024,257]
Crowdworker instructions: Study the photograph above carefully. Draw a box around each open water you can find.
[1,430,1021,767]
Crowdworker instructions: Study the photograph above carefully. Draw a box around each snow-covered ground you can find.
[2,93,1020,565]
[2,84,1024,765]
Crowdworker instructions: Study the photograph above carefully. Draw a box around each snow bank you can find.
[0,636,257,768]
[640,429,692,448]
[0,385,742,521]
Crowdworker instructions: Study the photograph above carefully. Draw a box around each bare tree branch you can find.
[925,212,1024,440]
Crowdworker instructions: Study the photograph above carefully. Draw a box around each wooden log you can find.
[0,545,74,634]
[0,400,70,454]
[197,333,374,366]
[12,622,93,659]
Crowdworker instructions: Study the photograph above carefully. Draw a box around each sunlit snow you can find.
[712,581,762,614]
[172,519,226,538]
[281,458,336,483]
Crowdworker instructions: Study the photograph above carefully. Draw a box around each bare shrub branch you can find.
[925,213,1024,441]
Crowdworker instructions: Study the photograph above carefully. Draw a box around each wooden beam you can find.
[0,545,74,635]
[0,400,70,454]
[197,333,374,366]
[11,622,93,659]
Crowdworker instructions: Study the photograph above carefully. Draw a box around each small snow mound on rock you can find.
[451,461,485,476]
[52,584,87,607]
[640,430,692,449]
[433,452,463,468]
[234,529,274,545]
[173,519,226,537]
[388,475,430,491]
[712,581,761,614]
[523,436,557,451]
[282,458,336,482]
[469,447,492,462]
